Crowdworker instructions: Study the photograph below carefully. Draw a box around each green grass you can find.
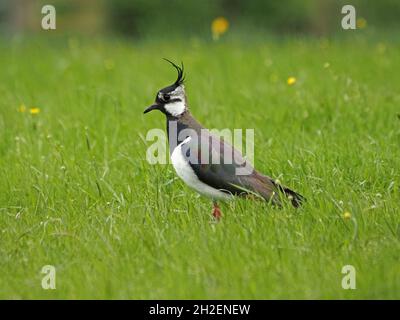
[0,35,399,299]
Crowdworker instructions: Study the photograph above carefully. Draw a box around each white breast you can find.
[170,137,232,201]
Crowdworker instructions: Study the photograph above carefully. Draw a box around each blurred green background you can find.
[1,0,400,38]
[1,0,400,300]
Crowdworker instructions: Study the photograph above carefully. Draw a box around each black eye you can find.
[163,93,170,101]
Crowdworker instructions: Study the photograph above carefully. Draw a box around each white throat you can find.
[165,100,186,117]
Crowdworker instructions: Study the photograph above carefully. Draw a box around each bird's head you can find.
[144,59,187,118]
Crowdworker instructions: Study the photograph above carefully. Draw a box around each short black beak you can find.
[143,104,160,114]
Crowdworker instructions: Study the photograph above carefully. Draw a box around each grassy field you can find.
[0,35,399,299]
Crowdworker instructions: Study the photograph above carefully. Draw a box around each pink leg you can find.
[212,202,222,220]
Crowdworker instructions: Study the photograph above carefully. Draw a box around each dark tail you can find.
[273,181,305,208]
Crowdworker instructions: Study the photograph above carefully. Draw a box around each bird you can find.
[144,59,304,220]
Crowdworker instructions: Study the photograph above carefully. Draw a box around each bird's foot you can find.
[212,202,222,221]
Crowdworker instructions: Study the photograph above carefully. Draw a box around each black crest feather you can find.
[163,58,185,86]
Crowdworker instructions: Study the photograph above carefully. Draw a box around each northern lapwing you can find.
[144,60,304,220]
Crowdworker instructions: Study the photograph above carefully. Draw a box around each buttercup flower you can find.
[18,104,26,113]
[343,211,352,220]
[287,77,296,86]
[357,18,367,29]
[29,107,40,115]
[211,17,229,40]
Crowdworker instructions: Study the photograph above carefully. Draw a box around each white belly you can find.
[170,137,232,201]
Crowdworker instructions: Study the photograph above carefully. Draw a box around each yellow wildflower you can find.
[18,104,26,113]
[357,18,367,29]
[343,211,352,220]
[29,107,40,115]
[287,77,296,86]
[211,17,229,40]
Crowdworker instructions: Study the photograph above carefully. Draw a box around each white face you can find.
[161,85,187,117]
[164,100,186,117]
